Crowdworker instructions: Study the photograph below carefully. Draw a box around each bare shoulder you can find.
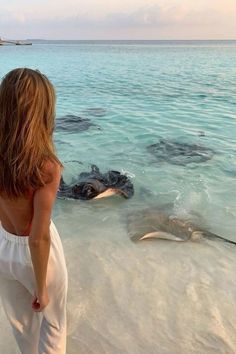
[42,160,62,187]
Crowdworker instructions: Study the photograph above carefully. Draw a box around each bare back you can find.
[0,161,61,236]
[0,192,34,236]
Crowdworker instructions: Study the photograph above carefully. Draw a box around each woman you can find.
[0,68,68,354]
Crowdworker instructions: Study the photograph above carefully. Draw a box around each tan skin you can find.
[0,161,61,312]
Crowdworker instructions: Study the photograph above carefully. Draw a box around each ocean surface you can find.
[0,40,236,353]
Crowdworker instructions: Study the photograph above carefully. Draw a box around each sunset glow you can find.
[0,0,236,39]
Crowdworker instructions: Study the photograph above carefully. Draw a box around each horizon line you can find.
[25,38,236,42]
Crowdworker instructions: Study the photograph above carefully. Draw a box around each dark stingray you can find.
[56,114,100,133]
[127,208,236,245]
[147,139,214,165]
[57,165,134,200]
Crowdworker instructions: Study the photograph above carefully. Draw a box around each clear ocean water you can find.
[0,40,236,353]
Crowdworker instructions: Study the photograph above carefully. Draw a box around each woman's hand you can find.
[32,289,49,312]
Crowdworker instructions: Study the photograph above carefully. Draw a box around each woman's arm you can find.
[29,162,61,312]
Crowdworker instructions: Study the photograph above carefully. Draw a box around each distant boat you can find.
[0,37,32,46]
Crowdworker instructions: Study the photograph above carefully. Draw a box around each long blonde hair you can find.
[0,68,62,198]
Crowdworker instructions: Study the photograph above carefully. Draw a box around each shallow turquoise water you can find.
[2,40,235,236]
[0,41,236,354]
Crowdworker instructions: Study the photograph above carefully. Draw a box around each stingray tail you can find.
[203,231,236,246]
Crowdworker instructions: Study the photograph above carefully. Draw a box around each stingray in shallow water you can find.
[58,165,134,200]
[56,114,100,133]
[127,208,236,245]
[147,139,214,165]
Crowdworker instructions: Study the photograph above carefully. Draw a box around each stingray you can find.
[56,114,100,133]
[57,165,134,200]
[147,139,214,165]
[127,208,236,245]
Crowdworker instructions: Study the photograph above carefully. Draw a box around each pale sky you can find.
[0,0,236,40]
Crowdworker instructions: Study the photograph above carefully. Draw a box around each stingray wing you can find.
[139,231,187,241]
[127,209,194,242]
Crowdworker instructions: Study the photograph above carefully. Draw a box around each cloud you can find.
[46,4,231,29]
[0,3,226,28]
[0,2,236,39]
[104,4,225,28]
